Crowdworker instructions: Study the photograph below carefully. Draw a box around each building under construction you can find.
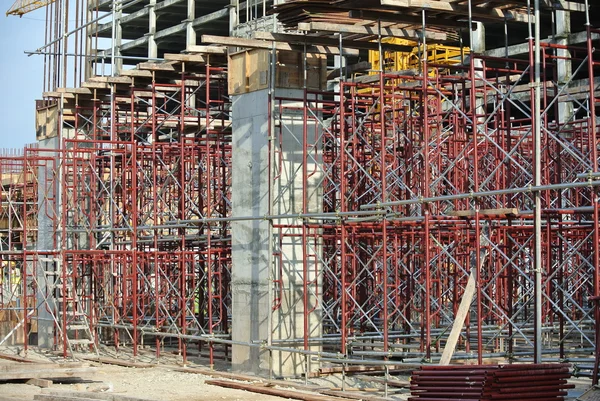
[1,0,600,399]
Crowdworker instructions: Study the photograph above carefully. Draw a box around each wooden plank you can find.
[34,396,104,401]
[379,0,530,23]
[0,363,86,372]
[0,367,96,381]
[0,353,37,363]
[439,274,476,365]
[205,379,355,401]
[174,367,328,391]
[81,357,155,369]
[253,32,413,53]
[82,82,111,90]
[448,208,520,217]
[26,378,53,388]
[42,91,75,101]
[57,87,92,95]
[39,390,155,401]
[120,69,153,78]
[185,45,227,55]
[202,35,358,56]
[439,227,490,365]
[138,61,178,71]
[88,76,132,84]
[164,53,207,63]
[297,22,446,41]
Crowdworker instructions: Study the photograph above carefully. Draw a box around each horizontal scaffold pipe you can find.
[361,180,600,210]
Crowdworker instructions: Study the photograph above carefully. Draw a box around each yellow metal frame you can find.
[368,37,470,76]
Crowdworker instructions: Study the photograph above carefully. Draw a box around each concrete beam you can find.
[485,31,599,58]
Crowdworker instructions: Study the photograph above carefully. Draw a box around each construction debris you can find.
[205,379,355,401]
[0,362,96,382]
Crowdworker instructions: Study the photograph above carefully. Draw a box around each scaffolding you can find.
[1,0,600,386]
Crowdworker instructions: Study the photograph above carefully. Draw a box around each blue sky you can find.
[0,9,46,150]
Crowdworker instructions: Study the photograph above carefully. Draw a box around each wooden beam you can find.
[0,367,96,381]
[0,353,37,363]
[298,21,446,42]
[439,227,490,365]
[448,208,520,217]
[205,380,355,401]
[201,35,359,56]
[26,378,53,388]
[57,87,92,95]
[164,53,207,63]
[120,69,153,78]
[33,395,100,401]
[186,45,228,55]
[81,356,155,369]
[88,76,132,84]
[138,61,178,71]
[379,0,531,23]
[82,82,111,90]
[253,32,414,53]
[349,9,475,30]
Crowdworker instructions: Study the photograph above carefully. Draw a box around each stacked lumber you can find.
[0,362,96,382]
[272,1,358,28]
[409,363,574,401]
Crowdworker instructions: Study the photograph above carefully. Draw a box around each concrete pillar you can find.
[147,0,157,60]
[555,10,573,124]
[471,22,486,127]
[228,0,238,36]
[114,0,123,73]
[85,6,93,79]
[231,88,322,377]
[231,89,271,375]
[36,136,60,349]
[186,0,196,48]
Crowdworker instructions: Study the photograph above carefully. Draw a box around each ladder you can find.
[40,258,98,358]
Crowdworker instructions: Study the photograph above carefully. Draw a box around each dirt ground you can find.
[0,345,593,401]
[0,345,301,401]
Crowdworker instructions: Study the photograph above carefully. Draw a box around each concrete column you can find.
[85,6,93,79]
[112,0,123,73]
[556,10,573,124]
[186,0,196,48]
[36,136,60,349]
[472,22,486,126]
[228,0,238,36]
[231,88,322,377]
[147,0,157,59]
[231,89,271,375]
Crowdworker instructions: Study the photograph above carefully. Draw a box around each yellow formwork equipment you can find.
[368,37,470,75]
